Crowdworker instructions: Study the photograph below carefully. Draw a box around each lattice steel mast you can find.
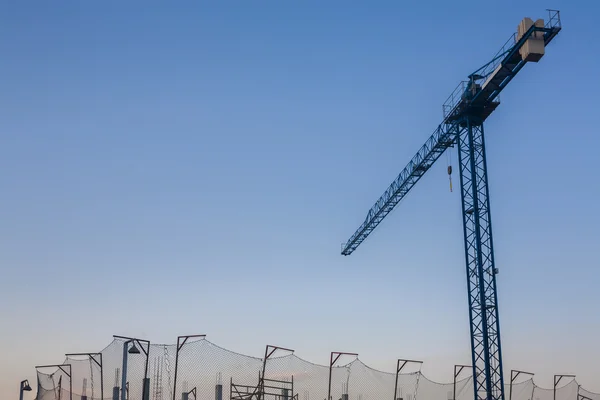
[341,10,561,400]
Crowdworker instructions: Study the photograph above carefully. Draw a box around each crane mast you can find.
[341,10,561,400]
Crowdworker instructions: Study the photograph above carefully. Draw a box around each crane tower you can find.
[341,10,562,400]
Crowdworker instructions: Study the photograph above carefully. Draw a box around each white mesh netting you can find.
[34,338,597,400]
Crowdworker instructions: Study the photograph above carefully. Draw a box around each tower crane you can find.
[341,10,562,400]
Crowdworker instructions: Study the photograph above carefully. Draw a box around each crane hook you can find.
[447,165,453,192]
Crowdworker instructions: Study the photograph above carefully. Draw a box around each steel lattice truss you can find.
[457,121,503,400]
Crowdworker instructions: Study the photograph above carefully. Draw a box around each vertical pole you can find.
[215,381,223,400]
[509,371,515,400]
[142,340,150,400]
[100,353,105,400]
[328,353,357,400]
[143,377,150,400]
[54,366,73,400]
[262,346,268,388]
[328,353,334,400]
[173,337,182,400]
[19,382,25,400]
[262,347,269,400]
[121,341,130,400]
[393,360,400,400]
[453,367,457,400]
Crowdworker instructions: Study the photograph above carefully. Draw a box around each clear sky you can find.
[1,1,599,399]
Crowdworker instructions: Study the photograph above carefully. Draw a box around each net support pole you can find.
[509,370,534,400]
[328,352,358,400]
[35,364,72,400]
[453,365,470,400]
[553,375,575,400]
[65,352,104,400]
[100,353,104,400]
[173,335,206,400]
[261,345,295,400]
[393,359,423,400]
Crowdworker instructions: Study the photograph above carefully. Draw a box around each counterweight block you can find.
[518,17,545,62]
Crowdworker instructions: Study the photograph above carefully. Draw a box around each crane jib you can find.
[341,11,561,257]
[341,123,458,255]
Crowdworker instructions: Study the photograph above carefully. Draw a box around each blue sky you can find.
[1,1,599,398]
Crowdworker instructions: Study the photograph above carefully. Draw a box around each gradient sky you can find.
[1,1,599,399]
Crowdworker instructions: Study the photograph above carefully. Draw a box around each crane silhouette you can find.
[341,10,562,400]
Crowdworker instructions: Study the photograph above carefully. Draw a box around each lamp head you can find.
[128,342,141,354]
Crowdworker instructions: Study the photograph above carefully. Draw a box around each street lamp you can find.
[114,335,151,400]
[121,340,141,400]
[19,380,32,400]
